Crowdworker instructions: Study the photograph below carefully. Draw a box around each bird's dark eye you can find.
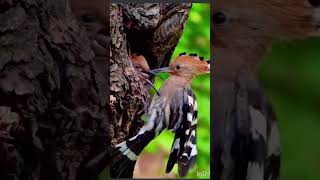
[213,12,227,25]
[176,65,181,70]
[81,13,96,23]
[308,0,320,7]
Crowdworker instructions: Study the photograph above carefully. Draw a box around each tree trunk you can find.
[0,1,108,180]
[110,3,191,178]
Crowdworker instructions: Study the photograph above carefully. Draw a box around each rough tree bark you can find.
[110,3,191,178]
[0,1,108,180]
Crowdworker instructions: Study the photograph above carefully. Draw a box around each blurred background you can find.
[260,38,320,180]
[133,3,211,179]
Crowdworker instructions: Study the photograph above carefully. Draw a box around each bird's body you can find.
[112,53,210,178]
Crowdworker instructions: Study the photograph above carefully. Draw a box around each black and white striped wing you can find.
[111,95,167,178]
[165,88,189,173]
[166,88,198,177]
[178,89,198,177]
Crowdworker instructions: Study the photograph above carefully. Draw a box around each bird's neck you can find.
[159,75,192,98]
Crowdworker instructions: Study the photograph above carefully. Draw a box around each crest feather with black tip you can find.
[189,53,198,56]
[179,52,187,56]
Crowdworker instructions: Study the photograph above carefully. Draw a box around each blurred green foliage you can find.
[260,38,320,180]
[143,3,211,178]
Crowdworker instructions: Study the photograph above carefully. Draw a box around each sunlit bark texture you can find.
[110,3,191,178]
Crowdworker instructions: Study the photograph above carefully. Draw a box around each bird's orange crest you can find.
[170,53,210,76]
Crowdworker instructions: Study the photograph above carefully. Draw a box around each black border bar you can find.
[110,178,210,180]
[111,0,210,3]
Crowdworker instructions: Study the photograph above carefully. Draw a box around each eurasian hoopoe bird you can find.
[112,53,210,177]
[129,53,150,79]
[129,53,160,95]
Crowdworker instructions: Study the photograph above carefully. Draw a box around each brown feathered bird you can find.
[113,54,210,178]
[212,1,320,180]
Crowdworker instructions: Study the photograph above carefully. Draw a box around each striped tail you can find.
[178,128,197,177]
[165,128,197,177]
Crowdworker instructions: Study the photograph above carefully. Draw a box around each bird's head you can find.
[149,53,210,80]
[129,53,150,73]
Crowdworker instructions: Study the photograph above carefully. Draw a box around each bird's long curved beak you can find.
[148,67,171,74]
